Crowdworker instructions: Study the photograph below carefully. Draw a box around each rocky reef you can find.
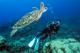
[0,35,9,53]
[0,34,80,53]
[0,35,29,53]
[43,38,80,53]
[0,23,80,53]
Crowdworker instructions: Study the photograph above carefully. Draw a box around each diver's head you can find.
[56,20,61,25]
[51,20,61,26]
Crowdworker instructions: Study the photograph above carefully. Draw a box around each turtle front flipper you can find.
[40,2,44,9]
[40,2,48,13]
[32,7,38,11]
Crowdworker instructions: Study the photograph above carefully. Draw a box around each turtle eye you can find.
[43,7,48,12]
[45,7,48,10]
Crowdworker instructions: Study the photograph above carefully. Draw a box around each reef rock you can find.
[0,36,6,46]
[43,38,80,53]
[8,38,28,53]
[0,35,10,53]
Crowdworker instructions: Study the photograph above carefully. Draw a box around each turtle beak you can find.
[43,7,48,13]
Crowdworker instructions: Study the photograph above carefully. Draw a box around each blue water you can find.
[0,0,80,36]
[0,0,80,26]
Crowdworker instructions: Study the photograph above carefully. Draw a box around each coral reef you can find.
[0,35,80,53]
[43,38,80,53]
[0,25,80,53]
[0,35,9,53]
[8,39,28,53]
[0,36,29,53]
[0,36,6,45]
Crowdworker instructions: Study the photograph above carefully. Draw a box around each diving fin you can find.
[28,37,36,48]
[34,38,40,51]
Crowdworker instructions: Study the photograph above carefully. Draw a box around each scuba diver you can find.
[28,20,61,51]
[37,20,61,41]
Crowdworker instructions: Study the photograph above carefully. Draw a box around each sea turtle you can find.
[10,2,48,37]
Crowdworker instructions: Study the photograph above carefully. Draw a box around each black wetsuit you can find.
[36,22,60,41]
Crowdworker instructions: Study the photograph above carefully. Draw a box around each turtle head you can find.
[40,2,48,13]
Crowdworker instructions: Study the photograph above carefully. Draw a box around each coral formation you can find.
[43,38,80,53]
[0,36,29,53]
[0,35,9,53]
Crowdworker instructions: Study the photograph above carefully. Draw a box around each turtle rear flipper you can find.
[10,29,18,37]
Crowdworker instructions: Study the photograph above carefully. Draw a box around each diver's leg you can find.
[49,34,51,41]
[40,34,48,41]
[47,34,51,41]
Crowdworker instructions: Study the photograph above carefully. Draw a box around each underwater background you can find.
[0,0,80,53]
